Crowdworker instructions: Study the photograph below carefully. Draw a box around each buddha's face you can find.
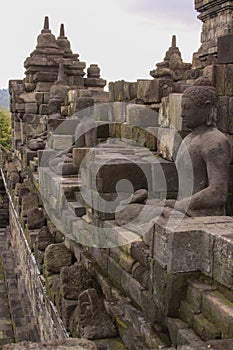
[181,97,209,129]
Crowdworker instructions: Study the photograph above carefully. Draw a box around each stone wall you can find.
[7,191,68,342]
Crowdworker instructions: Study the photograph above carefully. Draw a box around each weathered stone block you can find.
[108,102,126,123]
[39,104,49,115]
[126,104,158,127]
[93,159,150,193]
[35,226,54,251]
[137,79,160,103]
[25,102,38,114]
[169,93,187,131]
[215,64,225,96]
[213,233,233,288]
[21,192,38,216]
[60,263,92,300]
[27,208,46,230]
[167,230,202,273]
[192,314,221,341]
[73,147,90,168]
[225,64,233,96]
[94,103,110,121]
[157,128,187,161]
[109,81,137,102]
[51,135,74,150]
[35,82,53,92]
[218,34,233,64]
[202,291,233,338]
[44,243,72,274]
[217,96,229,132]
[61,298,79,329]
[70,288,117,339]
[130,241,149,267]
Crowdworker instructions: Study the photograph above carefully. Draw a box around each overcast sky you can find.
[0,0,201,89]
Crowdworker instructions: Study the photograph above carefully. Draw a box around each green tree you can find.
[0,108,11,149]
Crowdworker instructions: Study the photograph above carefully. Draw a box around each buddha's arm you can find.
[166,138,231,213]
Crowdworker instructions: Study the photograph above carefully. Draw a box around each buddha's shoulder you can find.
[201,127,228,142]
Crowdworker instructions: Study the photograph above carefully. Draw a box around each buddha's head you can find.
[181,77,218,129]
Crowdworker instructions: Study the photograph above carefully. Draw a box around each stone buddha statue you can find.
[166,77,230,216]
[116,77,231,224]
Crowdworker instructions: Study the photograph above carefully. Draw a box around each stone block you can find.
[107,256,122,283]
[53,119,80,135]
[52,135,74,150]
[229,97,233,134]
[35,226,54,251]
[70,288,117,339]
[36,82,53,92]
[157,128,187,161]
[15,103,25,112]
[25,102,38,114]
[130,241,149,267]
[225,64,233,96]
[94,103,110,121]
[137,79,160,103]
[39,104,49,115]
[27,208,46,230]
[61,298,79,329]
[120,122,133,140]
[169,94,188,131]
[44,243,72,274]
[35,92,44,105]
[109,80,137,102]
[92,159,151,193]
[167,318,187,347]
[21,192,38,216]
[126,104,158,127]
[186,279,216,313]
[167,230,202,273]
[213,233,233,288]
[132,263,150,289]
[97,123,110,138]
[159,96,170,127]
[176,328,203,347]
[60,263,92,300]
[192,314,221,341]
[119,251,135,273]
[218,34,233,64]
[215,64,225,96]
[73,147,91,168]
[108,122,121,138]
[108,102,126,123]
[180,300,197,325]
[217,96,229,132]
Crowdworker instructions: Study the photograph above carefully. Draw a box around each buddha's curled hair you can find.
[183,77,218,107]
[183,77,218,126]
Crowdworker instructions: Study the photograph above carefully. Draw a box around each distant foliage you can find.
[0,108,11,149]
[0,89,10,110]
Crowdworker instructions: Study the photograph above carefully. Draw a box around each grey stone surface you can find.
[44,243,72,274]
[70,288,117,339]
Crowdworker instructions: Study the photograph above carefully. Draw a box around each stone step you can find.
[202,290,233,338]
[180,278,233,341]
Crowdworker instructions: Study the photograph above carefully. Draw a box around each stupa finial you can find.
[60,23,65,37]
[44,16,49,30]
[172,35,176,48]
